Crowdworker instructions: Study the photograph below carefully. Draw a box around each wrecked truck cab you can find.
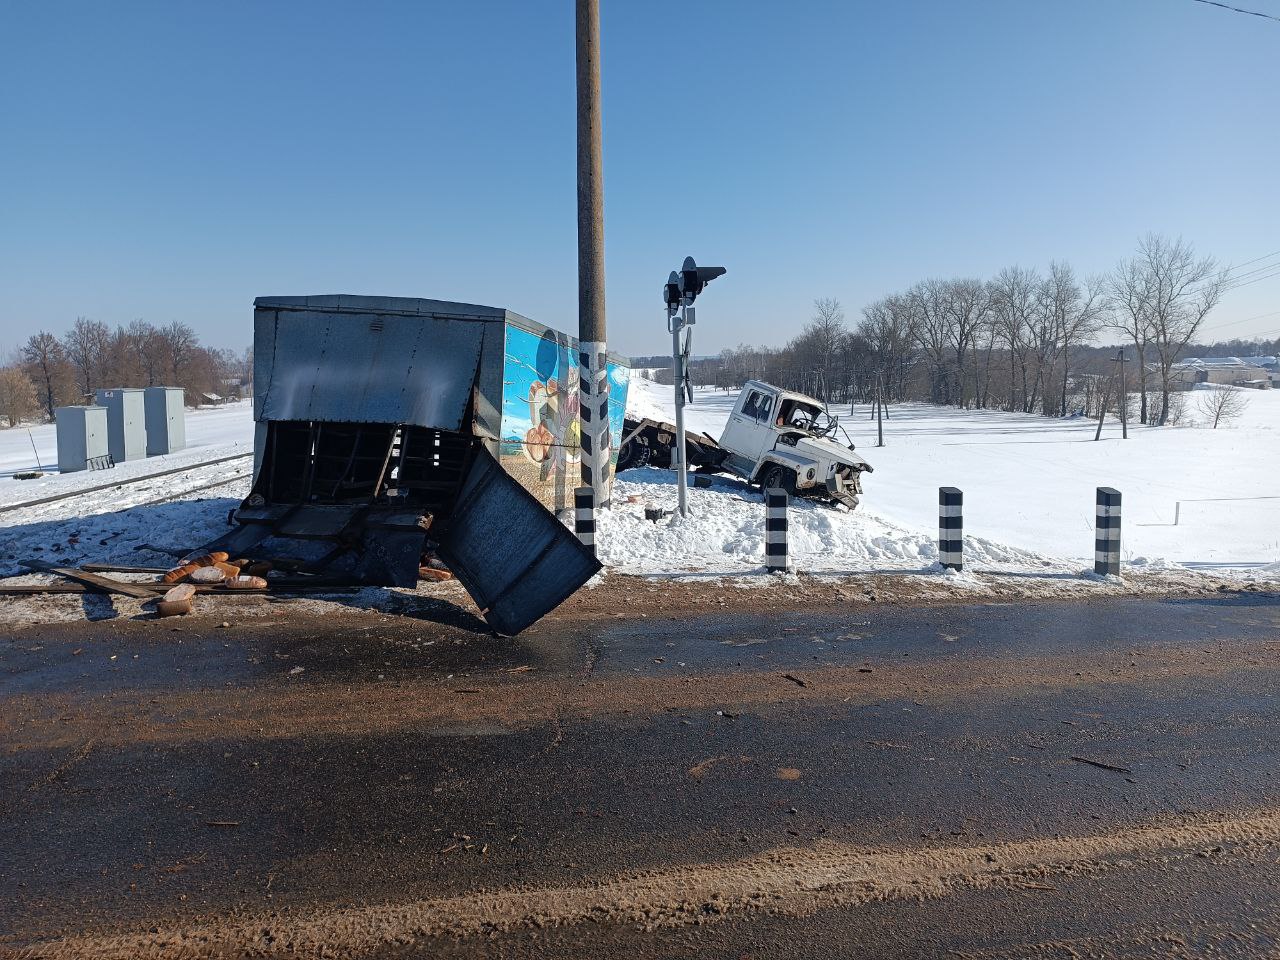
[718,381,872,509]
[204,295,630,635]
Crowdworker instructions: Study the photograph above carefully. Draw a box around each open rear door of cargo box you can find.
[434,448,601,635]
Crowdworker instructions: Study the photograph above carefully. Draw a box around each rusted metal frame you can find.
[369,426,403,503]
[300,422,321,502]
[327,424,365,500]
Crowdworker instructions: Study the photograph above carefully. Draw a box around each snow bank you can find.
[602,469,1058,576]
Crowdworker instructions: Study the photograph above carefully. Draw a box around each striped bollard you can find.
[765,487,790,573]
[574,486,596,557]
[1094,487,1121,576]
[579,341,611,506]
[938,487,963,571]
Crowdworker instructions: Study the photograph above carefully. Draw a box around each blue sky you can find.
[2,0,1278,357]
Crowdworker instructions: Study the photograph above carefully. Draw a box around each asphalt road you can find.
[3,593,1280,958]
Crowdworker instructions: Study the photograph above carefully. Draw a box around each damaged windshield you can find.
[775,399,838,439]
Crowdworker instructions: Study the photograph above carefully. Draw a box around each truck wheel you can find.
[760,465,797,496]
[616,438,638,472]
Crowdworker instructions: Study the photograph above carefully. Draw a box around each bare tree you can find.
[1112,235,1227,425]
[159,321,199,389]
[1041,262,1105,416]
[20,331,70,420]
[988,266,1042,412]
[62,317,112,396]
[1196,387,1248,428]
[126,319,167,386]
[0,367,39,427]
[909,280,955,404]
[802,298,847,401]
[942,278,991,408]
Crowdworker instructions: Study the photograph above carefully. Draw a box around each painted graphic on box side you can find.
[499,324,629,510]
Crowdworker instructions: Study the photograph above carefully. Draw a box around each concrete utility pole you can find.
[576,0,610,507]
[1110,350,1129,439]
[875,376,885,447]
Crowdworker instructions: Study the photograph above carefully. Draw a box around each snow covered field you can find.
[0,380,1276,616]
[610,377,1280,577]
[0,401,254,496]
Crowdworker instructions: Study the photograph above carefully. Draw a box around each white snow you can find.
[612,376,1280,576]
[0,401,255,496]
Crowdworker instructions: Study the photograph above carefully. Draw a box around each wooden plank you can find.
[0,581,361,597]
[48,567,160,599]
[21,561,158,599]
[81,563,171,574]
[0,584,95,595]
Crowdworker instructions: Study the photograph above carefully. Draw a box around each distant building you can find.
[1168,356,1276,390]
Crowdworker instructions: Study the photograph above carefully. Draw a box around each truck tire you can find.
[759,465,797,497]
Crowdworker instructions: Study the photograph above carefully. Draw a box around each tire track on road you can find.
[22,807,1280,959]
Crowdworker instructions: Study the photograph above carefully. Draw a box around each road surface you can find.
[3,593,1280,958]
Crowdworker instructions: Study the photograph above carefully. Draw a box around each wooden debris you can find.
[81,563,170,574]
[23,565,158,599]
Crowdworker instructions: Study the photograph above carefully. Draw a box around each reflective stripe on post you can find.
[939,487,963,571]
[578,341,611,506]
[574,486,596,556]
[765,487,789,573]
[1095,487,1121,576]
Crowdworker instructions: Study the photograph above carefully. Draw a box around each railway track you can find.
[0,452,253,516]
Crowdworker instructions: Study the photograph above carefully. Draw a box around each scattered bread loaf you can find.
[225,575,268,590]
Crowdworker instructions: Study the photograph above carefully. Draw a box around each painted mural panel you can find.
[499,324,629,511]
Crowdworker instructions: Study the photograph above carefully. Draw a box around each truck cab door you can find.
[720,388,777,467]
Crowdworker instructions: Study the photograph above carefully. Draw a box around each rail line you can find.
[0,452,253,516]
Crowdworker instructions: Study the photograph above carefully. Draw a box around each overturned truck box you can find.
[205,295,630,635]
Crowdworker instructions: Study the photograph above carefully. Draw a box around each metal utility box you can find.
[204,294,631,635]
[55,405,109,473]
[143,386,186,456]
[94,388,147,463]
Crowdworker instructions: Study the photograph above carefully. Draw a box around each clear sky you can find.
[2,0,1278,359]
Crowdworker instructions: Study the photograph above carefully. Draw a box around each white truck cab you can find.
[718,380,872,509]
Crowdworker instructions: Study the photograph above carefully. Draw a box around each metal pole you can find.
[1117,350,1128,440]
[576,0,609,504]
[876,377,884,447]
[673,305,689,517]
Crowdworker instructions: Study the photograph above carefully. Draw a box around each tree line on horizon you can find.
[0,318,252,428]
[666,235,1269,427]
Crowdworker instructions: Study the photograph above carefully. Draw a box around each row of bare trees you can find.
[712,235,1232,425]
[2,318,252,426]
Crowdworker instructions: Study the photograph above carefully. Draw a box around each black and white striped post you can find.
[574,486,596,557]
[579,342,611,507]
[765,487,790,573]
[1094,487,1121,576]
[938,487,963,571]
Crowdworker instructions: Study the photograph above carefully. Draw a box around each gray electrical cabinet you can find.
[55,405,109,473]
[144,386,186,456]
[94,388,147,463]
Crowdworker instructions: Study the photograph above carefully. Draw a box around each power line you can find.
[1225,265,1280,293]
[1190,0,1280,23]
[1200,308,1280,335]
[1229,249,1280,271]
